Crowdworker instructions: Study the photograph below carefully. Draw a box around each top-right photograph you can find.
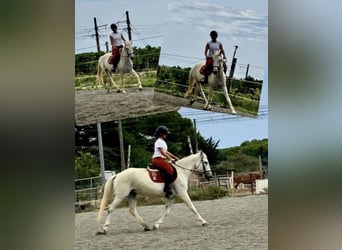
[154,0,267,117]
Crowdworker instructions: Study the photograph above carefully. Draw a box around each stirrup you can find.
[199,78,207,84]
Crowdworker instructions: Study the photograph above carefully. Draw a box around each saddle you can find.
[147,165,177,183]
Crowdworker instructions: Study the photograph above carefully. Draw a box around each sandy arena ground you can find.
[75,194,268,250]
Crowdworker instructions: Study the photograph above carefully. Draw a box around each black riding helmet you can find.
[111,23,118,30]
[210,30,218,38]
[155,126,169,137]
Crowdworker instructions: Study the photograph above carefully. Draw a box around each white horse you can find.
[96,40,142,93]
[184,50,236,114]
[96,151,213,234]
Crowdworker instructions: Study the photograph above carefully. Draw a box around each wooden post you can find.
[97,123,105,184]
[118,120,126,171]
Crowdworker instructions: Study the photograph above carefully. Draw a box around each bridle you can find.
[171,151,212,178]
[120,41,134,60]
[212,52,223,75]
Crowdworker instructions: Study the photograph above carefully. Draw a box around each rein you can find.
[171,152,209,176]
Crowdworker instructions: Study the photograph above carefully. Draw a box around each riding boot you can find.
[162,173,173,198]
[200,74,208,84]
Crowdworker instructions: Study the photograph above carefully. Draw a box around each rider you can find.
[200,30,227,84]
[152,126,179,198]
[109,23,126,72]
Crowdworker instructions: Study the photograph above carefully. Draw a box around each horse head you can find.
[124,40,134,60]
[212,49,223,75]
[198,151,213,180]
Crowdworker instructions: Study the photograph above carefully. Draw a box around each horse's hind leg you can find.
[153,198,173,230]
[98,196,125,234]
[127,192,150,230]
[105,70,117,92]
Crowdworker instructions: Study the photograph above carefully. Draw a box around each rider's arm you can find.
[219,43,226,59]
[204,43,209,58]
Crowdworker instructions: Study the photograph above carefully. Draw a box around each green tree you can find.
[75,151,100,179]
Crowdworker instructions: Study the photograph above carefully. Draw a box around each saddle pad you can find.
[147,167,164,183]
[147,165,178,183]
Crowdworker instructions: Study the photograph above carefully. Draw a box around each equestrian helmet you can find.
[111,23,118,30]
[155,126,169,136]
[210,30,218,38]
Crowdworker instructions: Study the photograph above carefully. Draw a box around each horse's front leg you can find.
[222,85,236,114]
[119,73,126,93]
[199,84,210,110]
[153,198,174,230]
[130,69,142,90]
[178,192,208,226]
[127,193,150,230]
[204,87,213,110]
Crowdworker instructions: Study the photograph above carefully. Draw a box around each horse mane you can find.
[176,150,202,165]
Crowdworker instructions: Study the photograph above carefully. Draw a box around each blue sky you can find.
[75,0,268,148]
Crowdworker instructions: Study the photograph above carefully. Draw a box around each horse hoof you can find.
[202,222,209,226]
[122,90,127,94]
[144,227,151,231]
[190,100,195,105]
[153,224,159,230]
[95,230,107,235]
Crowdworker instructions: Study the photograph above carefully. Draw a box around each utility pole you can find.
[227,45,238,92]
[105,41,109,52]
[94,17,101,52]
[97,123,105,184]
[245,64,250,79]
[118,120,126,171]
[187,136,193,154]
[193,119,199,153]
[125,11,132,41]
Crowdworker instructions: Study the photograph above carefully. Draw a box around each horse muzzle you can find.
[204,171,213,180]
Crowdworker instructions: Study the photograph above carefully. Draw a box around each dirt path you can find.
[153,91,256,118]
[75,87,178,126]
[75,195,268,249]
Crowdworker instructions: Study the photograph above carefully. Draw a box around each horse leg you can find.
[130,69,142,90]
[205,87,213,110]
[127,192,151,231]
[153,198,173,230]
[199,84,210,110]
[96,195,125,234]
[185,73,195,98]
[105,70,117,92]
[119,73,126,93]
[178,192,208,226]
[222,85,237,114]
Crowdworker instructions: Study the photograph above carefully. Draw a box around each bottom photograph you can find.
[74,110,268,249]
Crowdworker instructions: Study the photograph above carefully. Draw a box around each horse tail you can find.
[97,174,116,221]
[96,57,103,85]
[184,68,195,98]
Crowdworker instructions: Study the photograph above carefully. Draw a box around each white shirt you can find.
[208,40,222,57]
[110,32,124,47]
[152,138,167,158]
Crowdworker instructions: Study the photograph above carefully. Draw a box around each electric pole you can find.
[125,11,132,41]
[193,119,199,153]
[118,120,126,171]
[227,45,238,92]
[94,17,101,52]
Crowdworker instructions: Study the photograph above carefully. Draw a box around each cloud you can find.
[168,0,267,43]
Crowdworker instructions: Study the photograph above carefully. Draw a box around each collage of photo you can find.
[75,0,268,249]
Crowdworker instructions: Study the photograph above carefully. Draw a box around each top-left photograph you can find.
[75,0,173,125]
